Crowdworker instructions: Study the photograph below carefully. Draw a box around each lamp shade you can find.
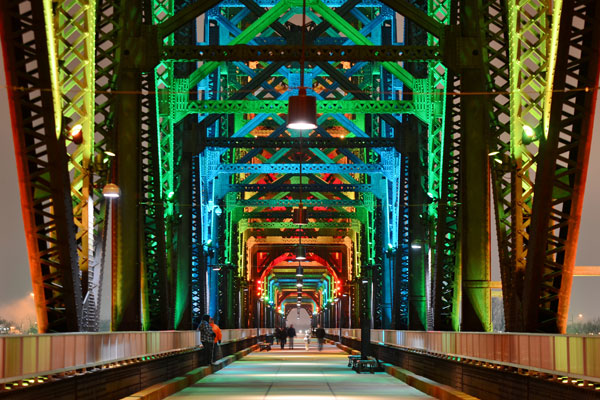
[293,206,308,225]
[295,244,307,260]
[287,92,317,130]
[102,183,121,198]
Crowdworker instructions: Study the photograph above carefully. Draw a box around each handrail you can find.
[325,328,600,382]
[0,328,273,384]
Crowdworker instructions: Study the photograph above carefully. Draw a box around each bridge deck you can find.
[166,344,432,399]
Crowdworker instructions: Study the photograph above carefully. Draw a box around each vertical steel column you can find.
[458,0,491,332]
[112,0,143,331]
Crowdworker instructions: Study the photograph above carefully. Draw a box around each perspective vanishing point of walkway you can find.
[166,343,433,399]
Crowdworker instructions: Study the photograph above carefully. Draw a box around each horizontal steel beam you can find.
[239,221,359,230]
[162,45,441,62]
[242,211,361,220]
[228,199,366,207]
[224,183,374,193]
[217,0,387,6]
[216,163,383,174]
[187,100,415,115]
[203,137,397,149]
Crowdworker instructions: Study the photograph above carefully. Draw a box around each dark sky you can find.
[0,44,599,326]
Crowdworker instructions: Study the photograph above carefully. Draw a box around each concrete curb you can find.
[333,342,477,400]
[122,344,258,400]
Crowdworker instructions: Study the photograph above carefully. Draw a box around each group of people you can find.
[197,317,328,361]
[275,324,326,351]
[197,314,222,363]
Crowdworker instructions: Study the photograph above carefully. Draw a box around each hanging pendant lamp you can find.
[295,244,307,261]
[287,0,317,130]
[293,205,308,225]
[288,89,317,130]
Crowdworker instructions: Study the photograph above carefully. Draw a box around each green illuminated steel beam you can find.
[239,221,360,231]
[378,0,445,39]
[311,0,416,89]
[157,0,221,38]
[42,0,99,330]
[187,0,290,89]
[162,44,442,62]
[186,100,416,115]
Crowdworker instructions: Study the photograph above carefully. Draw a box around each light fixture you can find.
[287,0,317,131]
[522,124,535,139]
[295,244,306,261]
[296,266,304,277]
[288,90,317,130]
[104,149,116,157]
[102,183,120,198]
[296,282,303,288]
[293,206,308,225]
[68,124,84,145]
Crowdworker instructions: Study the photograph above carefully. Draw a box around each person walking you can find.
[197,314,216,363]
[278,327,287,350]
[304,330,311,351]
[315,324,325,351]
[287,324,296,349]
[209,317,222,362]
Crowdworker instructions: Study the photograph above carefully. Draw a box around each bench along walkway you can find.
[166,343,432,399]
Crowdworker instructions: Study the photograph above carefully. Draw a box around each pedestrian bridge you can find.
[2,329,599,399]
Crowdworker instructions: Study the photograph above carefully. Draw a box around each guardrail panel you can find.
[554,335,568,373]
[0,337,4,378]
[50,335,65,371]
[5,337,21,379]
[586,337,600,378]
[21,336,36,375]
[75,335,86,367]
[569,336,584,376]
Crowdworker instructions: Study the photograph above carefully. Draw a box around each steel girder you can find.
[486,0,600,333]
[203,137,397,149]
[523,0,600,333]
[184,100,418,116]
[42,1,97,326]
[139,73,170,330]
[1,0,83,332]
[162,44,442,62]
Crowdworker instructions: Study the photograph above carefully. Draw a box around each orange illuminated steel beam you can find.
[573,266,600,276]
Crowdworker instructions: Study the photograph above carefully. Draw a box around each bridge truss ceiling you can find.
[3,0,597,334]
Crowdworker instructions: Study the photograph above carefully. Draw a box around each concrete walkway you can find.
[166,343,433,399]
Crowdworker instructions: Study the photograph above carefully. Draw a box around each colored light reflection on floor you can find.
[166,345,432,399]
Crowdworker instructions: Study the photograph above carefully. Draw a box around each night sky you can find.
[1,44,599,329]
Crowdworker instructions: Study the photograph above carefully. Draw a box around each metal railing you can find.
[325,328,600,382]
[0,328,273,384]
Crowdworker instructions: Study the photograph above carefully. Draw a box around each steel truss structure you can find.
[1,0,598,334]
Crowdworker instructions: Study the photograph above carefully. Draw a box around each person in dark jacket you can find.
[278,327,287,350]
[197,314,216,363]
[315,324,326,351]
[287,324,297,349]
